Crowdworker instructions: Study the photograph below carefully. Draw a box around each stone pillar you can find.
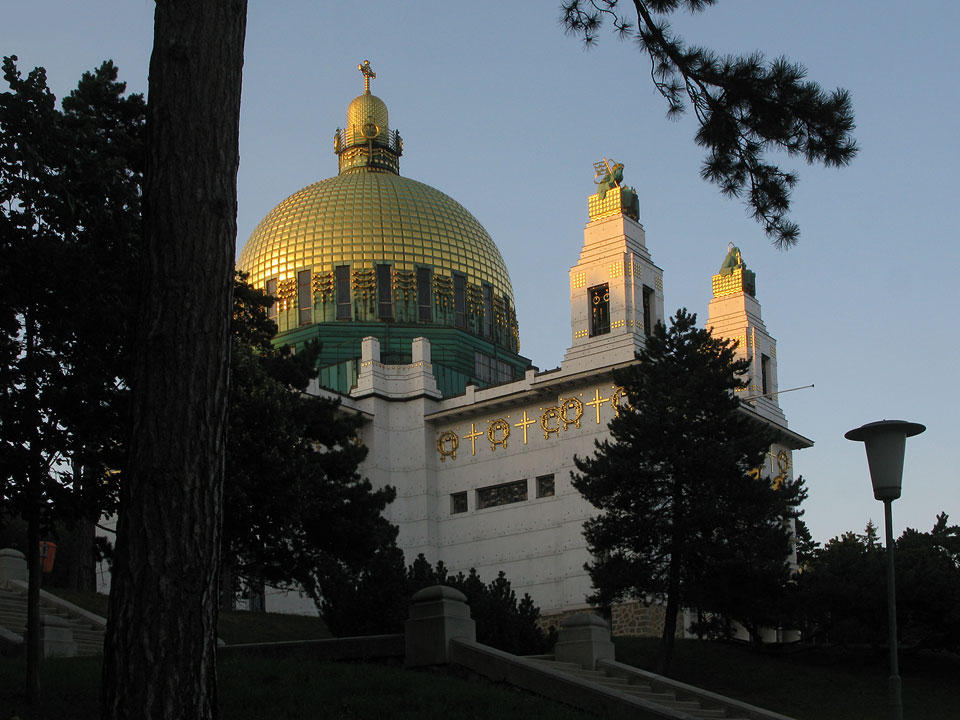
[411,336,430,365]
[0,548,27,586]
[554,612,615,670]
[405,585,475,667]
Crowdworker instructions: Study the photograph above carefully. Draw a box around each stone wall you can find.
[541,601,682,638]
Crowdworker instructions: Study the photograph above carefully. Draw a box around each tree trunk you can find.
[66,460,97,592]
[23,315,42,715]
[99,2,246,719]
[65,515,97,592]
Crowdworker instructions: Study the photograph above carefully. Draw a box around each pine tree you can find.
[0,55,143,709]
[223,276,400,621]
[572,309,805,672]
[561,1,857,247]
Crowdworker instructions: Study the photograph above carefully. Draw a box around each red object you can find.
[39,541,57,573]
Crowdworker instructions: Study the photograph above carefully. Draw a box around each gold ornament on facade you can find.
[609,386,630,416]
[437,431,459,462]
[313,271,335,302]
[540,407,562,439]
[487,419,510,450]
[560,397,584,429]
[772,450,790,490]
[394,270,416,302]
[433,275,453,309]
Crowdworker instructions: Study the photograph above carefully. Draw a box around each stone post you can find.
[0,548,27,586]
[554,612,615,670]
[405,585,475,667]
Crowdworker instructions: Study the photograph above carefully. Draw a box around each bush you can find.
[318,552,555,655]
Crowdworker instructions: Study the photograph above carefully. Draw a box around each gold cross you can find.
[464,423,483,456]
[514,410,536,445]
[586,387,608,424]
[358,59,376,93]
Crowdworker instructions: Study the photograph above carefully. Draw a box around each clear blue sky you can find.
[6,1,957,544]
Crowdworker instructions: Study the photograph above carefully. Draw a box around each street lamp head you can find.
[845,420,925,501]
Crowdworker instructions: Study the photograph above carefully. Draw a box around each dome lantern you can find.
[335,60,402,174]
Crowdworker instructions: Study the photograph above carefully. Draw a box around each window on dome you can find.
[417,267,432,322]
[482,283,493,338]
[297,269,312,326]
[265,278,277,321]
[335,266,351,320]
[454,273,466,329]
[377,264,393,320]
[589,283,610,337]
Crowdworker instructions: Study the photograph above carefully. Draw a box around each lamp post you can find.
[845,419,925,720]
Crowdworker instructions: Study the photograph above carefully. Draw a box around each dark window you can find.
[377,264,393,319]
[451,492,467,514]
[297,269,312,326]
[417,267,432,322]
[454,273,466,329]
[589,283,610,337]
[643,285,654,335]
[536,474,555,498]
[335,265,351,320]
[476,479,527,509]
[761,354,771,395]
[265,278,278,321]
[482,284,493,338]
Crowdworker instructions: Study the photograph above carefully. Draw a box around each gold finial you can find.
[358,60,376,94]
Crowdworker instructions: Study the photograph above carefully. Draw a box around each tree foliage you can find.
[319,552,554,655]
[572,309,805,672]
[224,276,400,619]
[560,0,857,247]
[0,55,143,706]
[798,514,960,652]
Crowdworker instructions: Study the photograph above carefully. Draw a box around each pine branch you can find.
[560,0,857,248]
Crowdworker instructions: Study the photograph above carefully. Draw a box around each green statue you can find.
[593,158,641,220]
[596,162,624,200]
[719,245,743,275]
[718,244,756,296]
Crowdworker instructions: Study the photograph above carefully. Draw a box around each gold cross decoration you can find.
[464,423,483,456]
[513,410,536,445]
[358,59,376,93]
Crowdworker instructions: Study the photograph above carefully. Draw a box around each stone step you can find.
[0,588,104,657]
[528,655,737,719]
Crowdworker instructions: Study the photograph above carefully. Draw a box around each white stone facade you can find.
[321,199,811,617]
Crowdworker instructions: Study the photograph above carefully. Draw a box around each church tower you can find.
[706,246,787,426]
[563,160,664,371]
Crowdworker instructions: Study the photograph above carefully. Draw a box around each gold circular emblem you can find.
[437,431,459,462]
[609,386,631,416]
[540,407,562,439]
[488,419,510,450]
[560,397,584,429]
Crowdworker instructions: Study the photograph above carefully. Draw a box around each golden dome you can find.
[237,169,516,304]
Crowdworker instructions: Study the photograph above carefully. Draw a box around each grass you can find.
[9,592,959,719]
[1,656,602,720]
[615,637,960,720]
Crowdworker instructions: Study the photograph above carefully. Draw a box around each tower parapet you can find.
[707,246,786,426]
[562,160,663,373]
